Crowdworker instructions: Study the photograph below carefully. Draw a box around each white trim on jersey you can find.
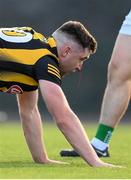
[0,27,33,43]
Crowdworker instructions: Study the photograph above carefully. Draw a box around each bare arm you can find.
[17,90,67,164]
[39,80,112,167]
[17,90,48,163]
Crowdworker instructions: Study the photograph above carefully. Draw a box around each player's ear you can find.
[63,46,71,57]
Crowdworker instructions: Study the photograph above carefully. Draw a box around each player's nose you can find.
[76,63,83,71]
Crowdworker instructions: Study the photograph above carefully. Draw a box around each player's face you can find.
[59,47,90,76]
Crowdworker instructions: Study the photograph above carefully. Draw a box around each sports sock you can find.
[91,123,114,151]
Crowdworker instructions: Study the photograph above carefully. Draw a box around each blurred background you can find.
[0,0,130,122]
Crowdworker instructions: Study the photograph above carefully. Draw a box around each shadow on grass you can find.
[0,161,46,168]
[0,161,85,169]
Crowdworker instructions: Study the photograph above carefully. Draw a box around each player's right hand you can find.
[40,158,70,165]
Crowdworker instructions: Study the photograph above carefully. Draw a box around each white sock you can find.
[91,137,108,151]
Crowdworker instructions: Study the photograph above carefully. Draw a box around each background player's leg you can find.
[91,34,131,154]
[60,34,131,157]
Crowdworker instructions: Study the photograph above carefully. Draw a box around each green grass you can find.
[0,121,131,179]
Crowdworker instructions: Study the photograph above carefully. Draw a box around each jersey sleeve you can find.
[35,56,62,86]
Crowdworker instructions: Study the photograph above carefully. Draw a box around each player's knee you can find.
[18,101,36,116]
[107,62,116,82]
[107,61,122,83]
[107,60,130,87]
[19,106,34,121]
[19,109,29,121]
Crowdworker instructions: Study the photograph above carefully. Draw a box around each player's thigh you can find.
[16,90,39,111]
[109,34,131,80]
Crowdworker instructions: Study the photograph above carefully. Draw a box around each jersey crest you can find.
[6,85,23,94]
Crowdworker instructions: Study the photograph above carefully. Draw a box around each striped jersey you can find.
[0,27,61,94]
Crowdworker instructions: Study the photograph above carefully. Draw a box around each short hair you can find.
[58,21,97,54]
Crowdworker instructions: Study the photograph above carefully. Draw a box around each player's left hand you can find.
[94,162,125,168]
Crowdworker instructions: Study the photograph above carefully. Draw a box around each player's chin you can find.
[62,69,76,76]
[62,71,70,77]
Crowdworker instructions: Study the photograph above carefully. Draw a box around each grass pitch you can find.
[0,121,131,179]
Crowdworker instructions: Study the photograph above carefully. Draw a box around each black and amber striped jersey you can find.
[0,27,61,94]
